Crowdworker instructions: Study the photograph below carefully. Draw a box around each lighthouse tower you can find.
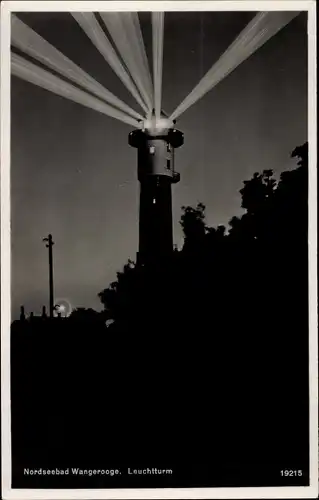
[129,111,184,264]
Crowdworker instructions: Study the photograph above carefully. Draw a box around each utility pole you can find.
[43,234,55,318]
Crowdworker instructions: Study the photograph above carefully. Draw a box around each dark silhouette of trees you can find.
[94,142,309,463]
[180,202,206,251]
[69,306,103,322]
[10,143,309,486]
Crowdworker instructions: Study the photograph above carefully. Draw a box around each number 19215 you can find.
[280,470,303,477]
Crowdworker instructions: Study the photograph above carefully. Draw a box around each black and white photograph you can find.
[1,1,317,498]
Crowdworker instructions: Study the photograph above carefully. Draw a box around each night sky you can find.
[11,11,307,318]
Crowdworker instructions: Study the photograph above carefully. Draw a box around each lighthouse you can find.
[129,111,184,264]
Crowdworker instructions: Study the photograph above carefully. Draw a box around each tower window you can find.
[167,143,171,153]
[167,159,171,170]
[149,146,155,154]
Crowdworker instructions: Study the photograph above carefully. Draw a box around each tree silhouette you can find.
[69,307,102,322]
[180,202,206,251]
[94,143,308,462]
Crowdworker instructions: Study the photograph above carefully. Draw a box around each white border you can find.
[1,1,317,499]
[0,0,316,11]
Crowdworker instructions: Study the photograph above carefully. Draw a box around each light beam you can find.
[152,12,164,120]
[11,14,143,121]
[11,53,139,127]
[100,12,153,112]
[71,12,148,114]
[170,11,300,120]
[119,13,153,104]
